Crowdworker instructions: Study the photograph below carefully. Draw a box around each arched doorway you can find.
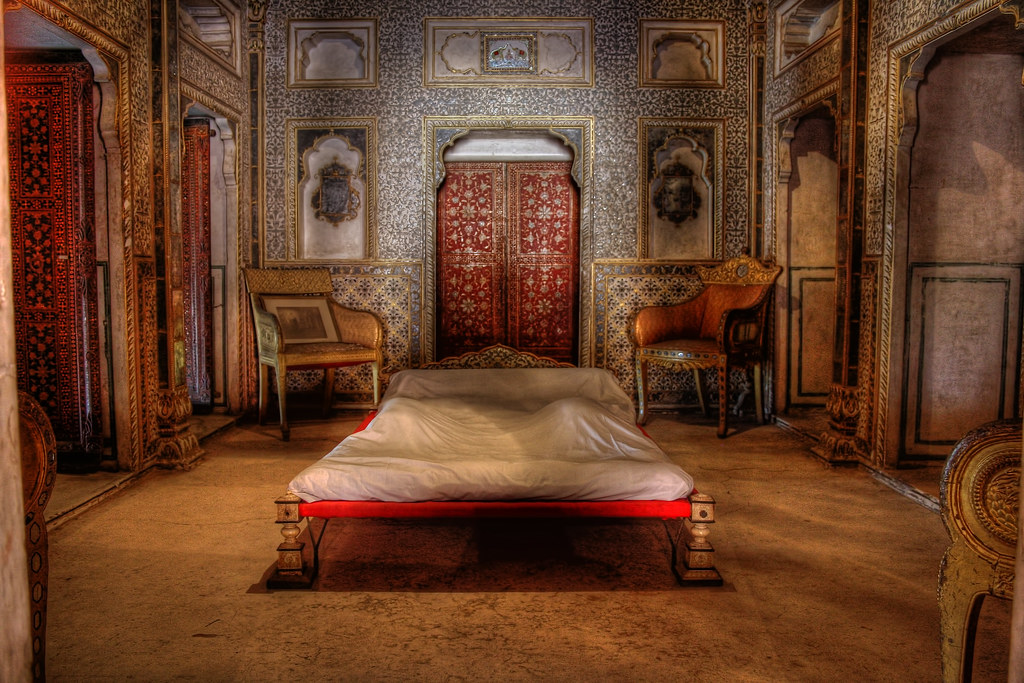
[882,10,1024,469]
[436,130,579,363]
[423,116,595,366]
[774,102,839,427]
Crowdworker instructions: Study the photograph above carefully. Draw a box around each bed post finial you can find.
[268,492,315,589]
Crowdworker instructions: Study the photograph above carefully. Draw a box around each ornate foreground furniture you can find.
[939,419,1019,682]
[631,254,781,437]
[269,345,721,589]
[243,268,383,441]
[20,391,57,682]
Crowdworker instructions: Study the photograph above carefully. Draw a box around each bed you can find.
[268,345,722,588]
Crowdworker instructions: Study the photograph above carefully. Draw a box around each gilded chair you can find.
[243,268,383,441]
[630,254,781,437]
[938,419,1018,683]
[20,391,56,682]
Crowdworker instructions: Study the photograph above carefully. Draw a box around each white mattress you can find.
[288,367,694,503]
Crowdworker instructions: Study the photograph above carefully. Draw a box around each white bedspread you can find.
[288,367,694,503]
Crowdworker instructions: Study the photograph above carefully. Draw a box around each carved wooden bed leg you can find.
[678,492,723,585]
[267,492,316,589]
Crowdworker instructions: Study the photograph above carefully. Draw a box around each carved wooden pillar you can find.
[815,0,869,463]
[182,119,213,412]
[153,0,201,467]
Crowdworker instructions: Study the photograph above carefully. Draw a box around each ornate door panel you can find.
[437,161,578,363]
[182,119,214,412]
[507,163,578,361]
[7,58,102,471]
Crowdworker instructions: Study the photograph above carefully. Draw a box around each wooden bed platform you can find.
[268,345,723,589]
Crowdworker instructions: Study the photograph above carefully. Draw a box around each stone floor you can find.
[42,410,1010,681]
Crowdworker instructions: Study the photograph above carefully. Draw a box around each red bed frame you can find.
[267,345,723,588]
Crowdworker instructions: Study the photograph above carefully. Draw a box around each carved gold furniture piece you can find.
[631,254,781,437]
[244,268,383,441]
[20,391,57,682]
[938,418,1019,682]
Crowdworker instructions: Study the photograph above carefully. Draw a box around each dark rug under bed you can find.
[252,517,695,592]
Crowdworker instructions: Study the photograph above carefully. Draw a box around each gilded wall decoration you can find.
[773,0,840,75]
[285,118,377,262]
[639,19,725,88]
[287,18,378,88]
[423,17,593,87]
[640,118,724,260]
[180,0,244,77]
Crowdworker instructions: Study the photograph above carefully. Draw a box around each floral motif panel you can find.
[6,59,103,469]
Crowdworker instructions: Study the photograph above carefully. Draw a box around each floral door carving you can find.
[437,161,579,363]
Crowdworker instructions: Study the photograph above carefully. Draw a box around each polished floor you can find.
[43,410,1009,681]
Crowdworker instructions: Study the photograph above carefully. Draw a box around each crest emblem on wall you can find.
[312,159,360,225]
[653,161,701,224]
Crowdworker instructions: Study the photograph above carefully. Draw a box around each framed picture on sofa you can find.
[260,296,339,344]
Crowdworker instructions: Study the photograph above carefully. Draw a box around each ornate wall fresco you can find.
[261,0,754,377]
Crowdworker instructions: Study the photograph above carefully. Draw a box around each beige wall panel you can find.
[904,266,1021,457]
[790,269,835,403]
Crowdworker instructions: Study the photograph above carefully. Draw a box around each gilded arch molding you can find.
[422,116,594,365]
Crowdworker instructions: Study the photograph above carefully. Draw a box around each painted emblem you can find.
[653,161,701,224]
[312,159,360,224]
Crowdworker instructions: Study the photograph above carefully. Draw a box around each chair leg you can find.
[371,362,380,407]
[258,364,269,425]
[753,363,765,424]
[717,362,728,438]
[322,368,336,417]
[635,354,650,425]
[693,369,708,416]
[276,366,290,442]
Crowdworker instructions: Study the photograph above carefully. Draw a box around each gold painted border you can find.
[772,0,841,77]
[282,117,378,263]
[638,117,725,260]
[286,18,379,89]
[422,116,595,364]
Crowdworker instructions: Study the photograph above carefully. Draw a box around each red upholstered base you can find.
[298,498,692,520]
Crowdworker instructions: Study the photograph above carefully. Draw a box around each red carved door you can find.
[182,118,214,412]
[6,56,102,472]
[437,161,578,363]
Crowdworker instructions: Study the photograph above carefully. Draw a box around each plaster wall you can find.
[909,50,1024,263]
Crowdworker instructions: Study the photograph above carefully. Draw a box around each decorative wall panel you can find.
[639,19,725,88]
[285,118,376,261]
[287,18,378,88]
[639,118,724,259]
[6,59,103,471]
[424,17,593,87]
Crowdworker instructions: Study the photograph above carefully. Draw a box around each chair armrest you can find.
[327,301,383,350]
[631,300,704,347]
[251,301,284,358]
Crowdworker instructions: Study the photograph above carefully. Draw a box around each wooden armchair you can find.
[243,268,383,441]
[630,254,781,437]
[938,419,1018,682]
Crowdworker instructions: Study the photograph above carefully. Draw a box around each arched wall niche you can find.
[423,116,594,365]
[879,2,1024,467]
[3,2,138,470]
